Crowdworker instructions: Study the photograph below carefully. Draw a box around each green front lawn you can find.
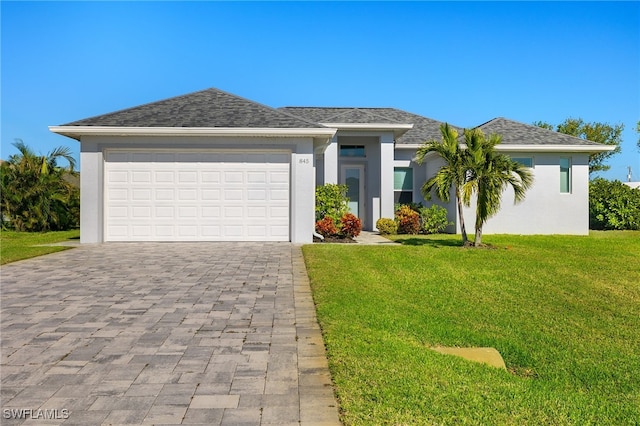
[0,230,80,264]
[303,232,640,425]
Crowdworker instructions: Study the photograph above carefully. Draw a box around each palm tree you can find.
[1,139,78,231]
[415,123,471,244]
[463,129,533,247]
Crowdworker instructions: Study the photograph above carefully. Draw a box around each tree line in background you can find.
[1,140,79,232]
[533,118,624,174]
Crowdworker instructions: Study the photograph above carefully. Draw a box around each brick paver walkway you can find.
[1,243,340,425]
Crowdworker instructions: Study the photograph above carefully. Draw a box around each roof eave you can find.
[49,126,338,141]
[395,143,426,149]
[394,143,615,153]
[319,122,413,138]
[496,144,616,153]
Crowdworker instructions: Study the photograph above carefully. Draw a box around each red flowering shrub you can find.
[340,213,362,238]
[395,204,420,234]
[315,216,338,237]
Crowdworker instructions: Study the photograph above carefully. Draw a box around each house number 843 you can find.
[298,158,310,164]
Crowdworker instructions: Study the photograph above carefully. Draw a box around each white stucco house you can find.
[50,88,613,243]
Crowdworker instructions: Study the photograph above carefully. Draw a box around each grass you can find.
[302,232,640,425]
[0,229,80,264]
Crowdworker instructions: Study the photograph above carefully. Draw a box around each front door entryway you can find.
[340,164,365,227]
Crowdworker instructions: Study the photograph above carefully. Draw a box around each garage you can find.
[105,150,290,241]
[50,87,335,243]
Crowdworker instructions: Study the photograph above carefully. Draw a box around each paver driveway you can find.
[1,243,340,425]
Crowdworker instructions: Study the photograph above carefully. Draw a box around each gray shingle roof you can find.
[277,107,354,123]
[319,108,405,124]
[63,88,325,129]
[374,109,461,145]
[59,88,605,148]
[474,117,603,146]
[279,107,457,145]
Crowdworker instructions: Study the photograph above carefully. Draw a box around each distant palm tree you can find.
[1,139,78,231]
[463,129,533,246]
[416,123,471,244]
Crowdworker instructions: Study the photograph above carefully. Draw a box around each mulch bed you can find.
[313,235,357,243]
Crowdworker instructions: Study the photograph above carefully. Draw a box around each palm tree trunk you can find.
[474,217,483,247]
[455,191,468,244]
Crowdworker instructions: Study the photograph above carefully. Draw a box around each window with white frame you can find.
[394,167,413,204]
[560,157,571,193]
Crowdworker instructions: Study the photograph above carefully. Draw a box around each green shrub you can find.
[394,202,423,213]
[419,204,452,234]
[315,184,349,224]
[340,213,362,238]
[376,218,398,235]
[1,141,79,232]
[589,178,640,230]
[315,216,338,237]
[395,204,421,234]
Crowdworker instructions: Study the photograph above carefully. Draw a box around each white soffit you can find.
[496,144,616,153]
[319,122,413,138]
[396,143,615,153]
[49,126,338,140]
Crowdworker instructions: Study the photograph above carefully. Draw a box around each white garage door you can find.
[105,150,290,241]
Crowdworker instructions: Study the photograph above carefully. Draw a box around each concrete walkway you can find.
[354,231,399,245]
[1,243,340,425]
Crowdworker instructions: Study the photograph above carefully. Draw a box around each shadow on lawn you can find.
[395,237,463,248]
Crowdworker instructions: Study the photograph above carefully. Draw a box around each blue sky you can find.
[2,1,639,181]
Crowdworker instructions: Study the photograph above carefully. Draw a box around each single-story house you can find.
[50,88,613,243]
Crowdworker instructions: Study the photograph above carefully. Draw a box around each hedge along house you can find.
[50,88,614,243]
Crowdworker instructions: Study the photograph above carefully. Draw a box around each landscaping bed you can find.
[313,235,356,243]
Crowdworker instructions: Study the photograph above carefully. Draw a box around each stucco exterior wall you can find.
[461,152,590,235]
[290,139,315,243]
[379,133,395,222]
[415,151,591,235]
[405,152,589,235]
[323,136,338,184]
[79,141,104,243]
